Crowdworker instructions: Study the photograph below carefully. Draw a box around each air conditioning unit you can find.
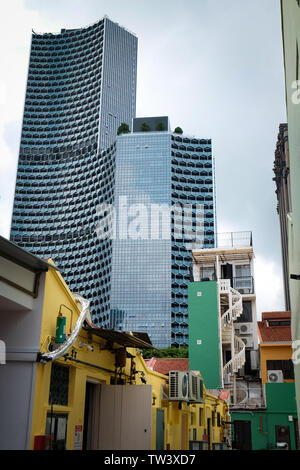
[236,323,253,335]
[188,372,198,401]
[268,370,284,383]
[197,376,204,403]
[241,287,252,294]
[240,337,254,348]
[188,372,204,403]
[169,371,189,401]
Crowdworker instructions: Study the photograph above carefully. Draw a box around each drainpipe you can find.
[259,414,270,449]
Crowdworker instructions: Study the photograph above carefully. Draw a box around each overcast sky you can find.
[0,0,287,318]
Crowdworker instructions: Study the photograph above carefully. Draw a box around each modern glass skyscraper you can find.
[110,117,216,348]
[10,17,137,326]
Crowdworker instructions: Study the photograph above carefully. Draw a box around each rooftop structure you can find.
[189,232,260,408]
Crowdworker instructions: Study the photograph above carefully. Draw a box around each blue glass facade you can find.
[10,17,137,326]
[110,131,172,347]
[110,118,216,348]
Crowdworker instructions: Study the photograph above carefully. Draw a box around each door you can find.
[221,263,233,282]
[181,414,188,450]
[82,382,100,450]
[233,420,252,450]
[156,409,165,450]
[207,418,211,450]
[88,385,152,450]
[275,425,291,449]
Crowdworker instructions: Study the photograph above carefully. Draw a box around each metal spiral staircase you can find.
[219,280,246,401]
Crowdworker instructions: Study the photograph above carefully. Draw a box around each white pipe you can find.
[38,293,90,364]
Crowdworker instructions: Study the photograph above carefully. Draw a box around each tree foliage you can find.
[156,121,166,131]
[174,126,183,134]
[117,122,130,135]
[140,121,150,132]
[142,347,188,359]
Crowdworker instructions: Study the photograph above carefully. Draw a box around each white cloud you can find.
[254,255,285,320]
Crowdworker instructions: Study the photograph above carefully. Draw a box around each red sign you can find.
[74,425,83,450]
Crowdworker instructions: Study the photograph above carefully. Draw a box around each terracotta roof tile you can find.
[145,358,189,375]
[261,311,291,321]
[206,389,230,402]
[258,321,292,342]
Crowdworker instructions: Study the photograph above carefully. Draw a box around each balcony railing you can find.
[230,387,266,409]
[232,276,254,295]
[217,231,252,249]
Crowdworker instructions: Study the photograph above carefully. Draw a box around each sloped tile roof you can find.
[258,322,292,343]
[206,389,230,402]
[145,358,189,375]
[261,311,291,321]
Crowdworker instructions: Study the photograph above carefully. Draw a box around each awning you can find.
[83,320,158,350]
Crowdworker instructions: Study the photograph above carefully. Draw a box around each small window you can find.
[236,301,253,323]
[235,264,251,277]
[45,413,68,450]
[267,360,294,380]
[199,408,204,426]
[200,265,216,281]
[49,363,70,406]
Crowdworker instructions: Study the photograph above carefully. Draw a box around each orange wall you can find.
[260,343,293,385]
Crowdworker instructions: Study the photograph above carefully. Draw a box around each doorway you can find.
[207,418,211,450]
[156,409,165,450]
[233,420,252,450]
[181,414,188,450]
[221,263,233,283]
[82,381,99,450]
[83,383,152,450]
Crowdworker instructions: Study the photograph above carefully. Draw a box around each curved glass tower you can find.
[171,132,215,347]
[10,17,138,326]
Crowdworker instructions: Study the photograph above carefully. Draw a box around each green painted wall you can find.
[232,383,298,450]
[265,383,297,414]
[188,281,221,388]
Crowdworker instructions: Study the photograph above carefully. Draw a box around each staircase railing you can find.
[223,335,246,376]
[220,286,243,328]
[219,279,246,384]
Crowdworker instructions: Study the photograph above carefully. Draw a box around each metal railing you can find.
[231,387,266,409]
[217,231,252,249]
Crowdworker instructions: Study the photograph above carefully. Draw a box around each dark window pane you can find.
[236,301,252,323]
[49,363,70,406]
[266,360,294,379]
